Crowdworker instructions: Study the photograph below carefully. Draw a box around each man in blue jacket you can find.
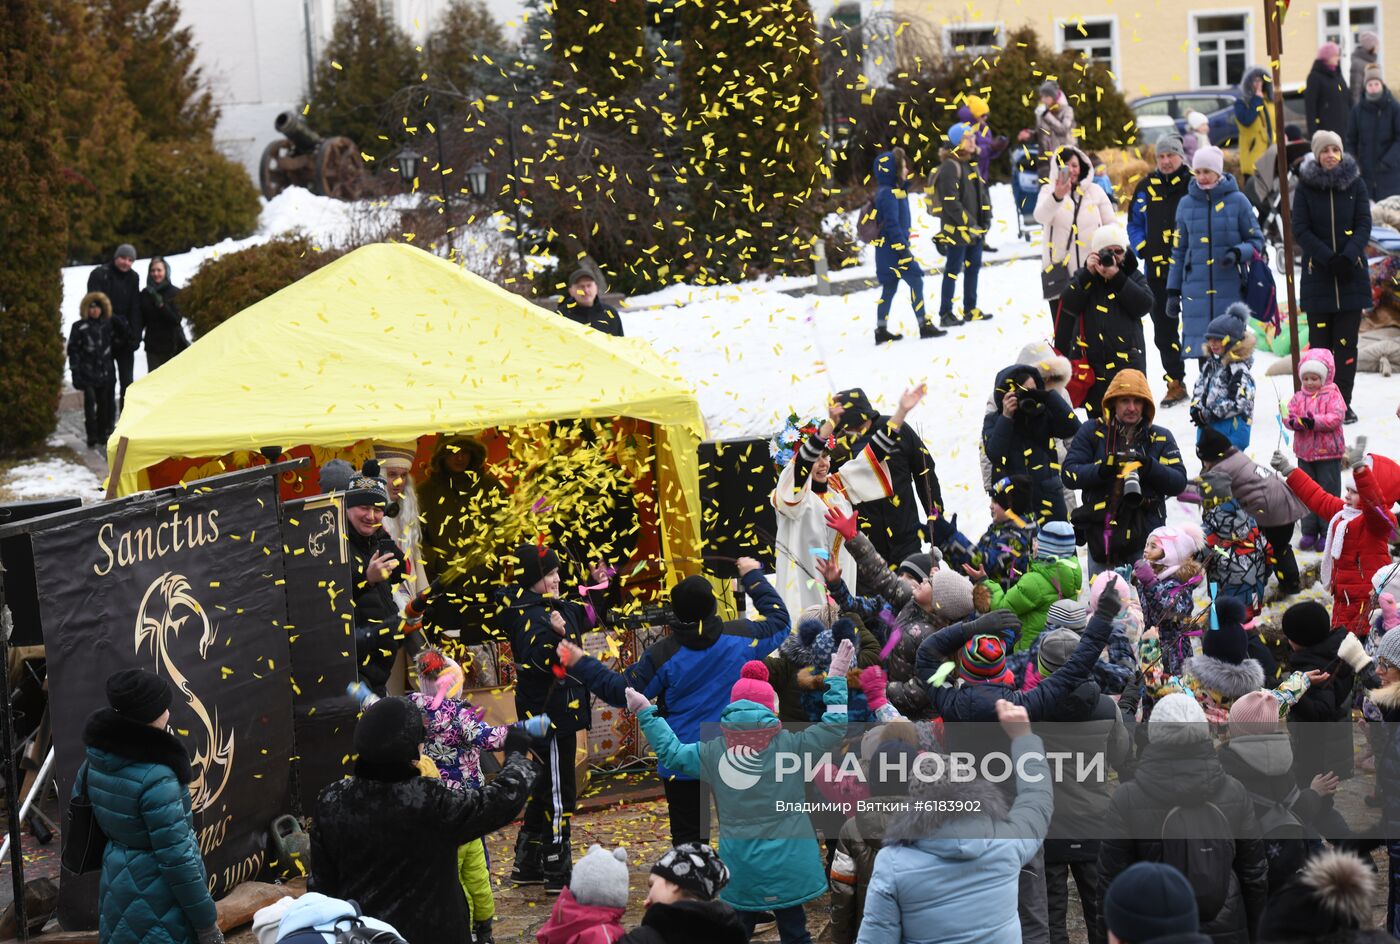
[558,556,790,844]
[872,148,941,344]
[1127,136,1193,407]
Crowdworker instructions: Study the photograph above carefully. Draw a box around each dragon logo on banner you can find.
[135,572,235,812]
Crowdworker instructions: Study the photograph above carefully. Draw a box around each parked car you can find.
[1130,87,1305,148]
[1134,115,1183,148]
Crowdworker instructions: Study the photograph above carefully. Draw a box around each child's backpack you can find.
[856,200,881,243]
[1241,248,1280,330]
[1159,802,1237,923]
[1244,786,1316,890]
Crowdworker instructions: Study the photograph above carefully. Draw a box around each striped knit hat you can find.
[1045,599,1089,632]
[958,634,1008,684]
[1036,520,1077,561]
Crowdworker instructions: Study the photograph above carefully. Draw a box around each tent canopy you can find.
[110,242,706,579]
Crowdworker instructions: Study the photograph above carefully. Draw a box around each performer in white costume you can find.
[770,385,926,613]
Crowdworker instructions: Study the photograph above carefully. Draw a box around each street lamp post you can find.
[397,150,420,191]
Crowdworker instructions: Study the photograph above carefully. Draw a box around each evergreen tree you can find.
[308,0,420,161]
[427,0,510,96]
[548,0,649,98]
[48,0,144,262]
[0,0,68,451]
[98,0,219,140]
[676,0,826,281]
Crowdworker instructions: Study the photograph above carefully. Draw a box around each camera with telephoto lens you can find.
[1015,387,1045,417]
[1098,248,1118,268]
[1122,469,1142,499]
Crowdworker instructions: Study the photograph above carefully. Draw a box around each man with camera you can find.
[983,364,1082,522]
[1054,223,1154,417]
[1063,370,1187,575]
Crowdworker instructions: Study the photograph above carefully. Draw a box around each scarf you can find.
[1322,505,1361,588]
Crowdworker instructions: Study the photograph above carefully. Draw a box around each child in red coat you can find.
[1273,442,1397,634]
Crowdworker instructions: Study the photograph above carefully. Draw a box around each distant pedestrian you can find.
[86,244,142,411]
[1351,32,1380,105]
[932,123,992,327]
[70,292,116,448]
[1304,42,1350,138]
[1035,145,1117,324]
[1347,65,1400,201]
[1234,67,1277,181]
[1183,111,1211,164]
[559,269,624,337]
[1127,136,1192,406]
[1031,80,1076,156]
[140,256,188,371]
[871,148,936,343]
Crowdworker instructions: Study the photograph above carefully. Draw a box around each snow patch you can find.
[4,458,104,502]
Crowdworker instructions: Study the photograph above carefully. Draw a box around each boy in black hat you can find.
[495,540,607,892]
[344,460,411,695]
[558,269,624,337]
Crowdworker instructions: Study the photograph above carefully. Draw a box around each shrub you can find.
[0,0,68,452]
[118,138,261,257]
[182,236,349,339]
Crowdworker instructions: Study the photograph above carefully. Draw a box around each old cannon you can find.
[258,111,366,200]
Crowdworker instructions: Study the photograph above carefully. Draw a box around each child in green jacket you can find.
[975,520,1083,652]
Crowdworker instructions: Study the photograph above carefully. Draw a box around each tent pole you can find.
[104,436,130,501]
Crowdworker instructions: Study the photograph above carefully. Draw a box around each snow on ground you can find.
[46,181,1399,539]
[2,458,104,502]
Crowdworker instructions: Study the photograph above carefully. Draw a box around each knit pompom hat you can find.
[651,843,730,901]
[731,661,778,712]
[1037,628,1081,677]
[1045,599,1088,632]
[1088,570,1132,610]
[1203,596,1250,665]
[1192,146,1225,176]
[1377,626,1400,669]
[570,845,630,909]
[958,634,1008,684]
[1228,689,1280,737]
[1090,223,1130,254]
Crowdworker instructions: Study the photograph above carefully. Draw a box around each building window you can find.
[1057,17,1117,75]
[1194,13,1249,88]
[944,24,1003,58]
[1320,5,1380,52]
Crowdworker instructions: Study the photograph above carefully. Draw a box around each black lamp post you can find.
[467,161,490,199]
[397,149,420,189]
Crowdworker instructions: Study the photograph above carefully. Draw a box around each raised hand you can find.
[365,550,399,584]
[815,555,842,585]
[827,638,856,678]
[996,699,1031,739]
[825,507,860,541]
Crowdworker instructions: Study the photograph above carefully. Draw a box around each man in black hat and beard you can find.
[344,460,411,695]
[829,387,944,562]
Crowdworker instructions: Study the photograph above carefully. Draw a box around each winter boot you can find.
[1298,533,1317,552]
[966,308,994,321]
[1344,406,1358,425]
[542,836,572,895]
[874,326,903,344]
[471,920,495,944]
[509,830,544,885]
[940,312,964,328]
[1315,533,1327,554]
[918,320,947,339]
[1161,379,1189,407]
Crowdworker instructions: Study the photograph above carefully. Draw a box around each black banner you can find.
[281,495,359,811]
[34,476,295,908]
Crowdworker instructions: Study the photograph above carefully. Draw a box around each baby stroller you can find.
[1010,143,1042,241]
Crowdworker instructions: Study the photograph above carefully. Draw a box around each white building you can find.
[183,0,530,180]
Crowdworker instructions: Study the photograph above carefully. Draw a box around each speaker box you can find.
[1,497,84,647]
[698,438,777,578]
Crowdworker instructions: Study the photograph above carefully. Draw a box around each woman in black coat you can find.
[1304,43,1350,138]
[982,363,1081,521]
[1347,69,1400,200]
[1291,131,1372,417]
[140,256,188,371]
[310,697,539,944]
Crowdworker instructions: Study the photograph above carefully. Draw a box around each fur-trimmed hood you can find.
[1224,331,1257,363]
[1240,66,1271,98]
[884,771,1010,848]
[1298,153,1362,190]
[1184,653,1265,698]
[1016,341,1072,395]
[79,290,112,320]
[83,707,193,783]
[1368,679,1400,710]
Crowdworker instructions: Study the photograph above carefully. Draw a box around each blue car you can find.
[1131,88,1305,147]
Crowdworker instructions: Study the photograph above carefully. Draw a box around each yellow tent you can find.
[108,242,707,581]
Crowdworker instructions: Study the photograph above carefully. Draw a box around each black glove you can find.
[965,608,1020,643]
[1165,293,1181,320]
[1097,462,1117,483]
[1220,248,1241,268]
[1190,405,1207,427]
[1094,580,1123,621]
[1327,253,1353,278]
[503,726,535,757]
[1301,415,1316,429]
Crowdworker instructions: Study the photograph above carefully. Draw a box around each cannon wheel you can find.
[314,136,365,200]
[259,139,296,200]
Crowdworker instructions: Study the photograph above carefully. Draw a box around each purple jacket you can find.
[957,106,1009,184]
[1284,348,1347,461]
